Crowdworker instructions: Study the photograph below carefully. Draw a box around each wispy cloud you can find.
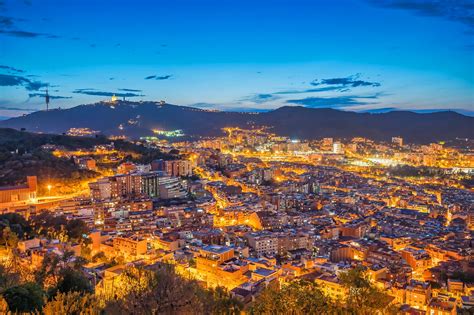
[0,29,58,39]
[0,105,37,119]
[0,73,48,91]
[286,94,380,108]
[274,86,348,95]
[0,12,59,39]
[367,0,474,30]
[0,16,14,27]
[28,92,71,99]
[0,106,36,112]
[0,65,24,73]
[241,93,281,103]
[311,74,381,88]
[118,88,142,92]
[72,88,144,97]
[144,74,173,80]
[190,102,270,112]
[273,74,381,96]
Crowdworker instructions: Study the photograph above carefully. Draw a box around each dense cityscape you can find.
[0,95,472,314]
[1,0,474,314]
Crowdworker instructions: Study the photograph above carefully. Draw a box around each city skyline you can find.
[1,0,473,119]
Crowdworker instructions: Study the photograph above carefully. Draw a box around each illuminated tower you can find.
[45,88,50,111]
[111,94,118,103]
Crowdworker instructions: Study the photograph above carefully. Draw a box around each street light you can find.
[47,184,52,195]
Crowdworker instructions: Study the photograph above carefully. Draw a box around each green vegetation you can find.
[250,279,335,314]
[2,282,45,313]
[0,214,398,314]
[0,128,172,187]
[0,212,241,314]
[250,267,397,315]
[388,165,446,177]
[0,149,98,188]
[103,264,242,314]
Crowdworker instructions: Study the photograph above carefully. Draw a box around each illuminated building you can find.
[315,275,348,301]
[113,236,147,257]
[468,211,474,230]
[117,162,137,174]
[151,159,193,177]
[427,298,457,315]
[66,127,99,137]
[76,157,97,171]
[405,280,431,310]
[152,129,184,137]
[323,137,333,147]
[333,142,343,154]
[392,137,404,146]
[195,245,249,289]
[157,177,188,199]
[0,176,37,204]
[89,171,187,200]
[246,232,278,256]
[89,178,115,200]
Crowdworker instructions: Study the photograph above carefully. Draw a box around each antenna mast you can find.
[45,88,50,111]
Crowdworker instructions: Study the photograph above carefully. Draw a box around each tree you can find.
[0,227,31,284]
[0,226,19,250]
[35,250,75,289]
[66,219,90,242]
[53,268,93,295]
[30,211,68,240]
[0,213,31,240]
[0,296,9,314]
[250,279,334,315]
[339,267,396,315]
[2,282,45,313]
[42,291,100,315]
[202,286,243,315]
[0,264,20,292]
[103,264,242,315]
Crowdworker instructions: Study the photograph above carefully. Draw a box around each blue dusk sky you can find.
[0,0,473,118]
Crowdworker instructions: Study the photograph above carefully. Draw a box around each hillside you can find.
[0,128,171,189]
[0,101,472,143]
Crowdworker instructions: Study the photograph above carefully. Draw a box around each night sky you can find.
[0,0,473,118]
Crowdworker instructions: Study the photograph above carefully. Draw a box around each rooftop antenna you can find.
[45,88,50,111]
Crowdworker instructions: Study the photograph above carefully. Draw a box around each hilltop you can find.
[0,101,472,143]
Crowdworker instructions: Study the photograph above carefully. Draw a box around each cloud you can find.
[311,74,381,88]
[0,106,36,111]
[0,105,37,119]
[190,102,270,113]
[0,65,24,73]
[72,88,144,97]
[118,88,142,92]
[144,74,172,80]
[273,74,380,96]
[0,14,59,39]
[190,102,219,109]
[286,95,380,108]
[241,93,281,103]
[0,29,39,37]
[28,92,71,99]
[0,29,59,38]
[368,0,474,29]
[274,85,348,95]
[0,16,13,27]
[0,73,48,91]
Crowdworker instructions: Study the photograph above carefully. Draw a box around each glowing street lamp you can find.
[47,184,52,195]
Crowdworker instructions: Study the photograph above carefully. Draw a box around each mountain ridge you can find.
[0,101,472,143]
